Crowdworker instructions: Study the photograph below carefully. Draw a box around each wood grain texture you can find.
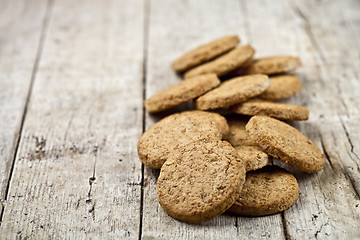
[0,0,145,238]
[141,0,284,239]
[0,0,48,216]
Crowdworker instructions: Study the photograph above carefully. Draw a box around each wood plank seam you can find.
[320,136,334,169]
[338,119,360,199]
[320,131,360,198]
[280,212,290,240]
[139,0,151,239]
[339,118,360,161]
[0,0,54,225]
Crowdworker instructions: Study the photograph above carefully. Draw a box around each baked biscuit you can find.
[245,116,325,173]
[228,166,299,216]
[231,56,302,75]
[226,117,256,146]
[235,145,271,172]
[158,139,246,223]
[259,74,302,100]
[172,35,240,72]
[137,111,229,169]
[144,74,220,112]
[195,74,270,110]
[231,99,309,121]
[184,45,255,78]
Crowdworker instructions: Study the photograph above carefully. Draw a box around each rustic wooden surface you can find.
[0,0,359,239]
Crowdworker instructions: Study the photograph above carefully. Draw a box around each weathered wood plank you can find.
[244,0,360,238]
[0,0,145,238]
[278,120,360,239]
[0,0,49,217]
[141,0,284,239]
[293,0,360,118]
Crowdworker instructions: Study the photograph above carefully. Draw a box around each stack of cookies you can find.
[138,35,325,223]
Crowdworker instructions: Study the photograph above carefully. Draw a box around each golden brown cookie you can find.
[225,117,256,146]
[184,45,255,78]
[230,99,309,121]
[228,166,299,216]
[158,139,246,223]
[259,74,302,100]
[172,35,240,72]
[235,145,271,172]
[137,111,229,169]
[245,116,325,173]
[195,74,270,110]
[231,56,302,76]
[144,74,220,112]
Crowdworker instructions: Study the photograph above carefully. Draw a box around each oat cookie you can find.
[172,35,240,72]
[259,74,302,100]
[231,99,309,121]
[235,145,271,172]
[137,111,229,169]
[158,139,246,223]
[195,74,270,110]
[226,117,256,146]
[245,116,325,173]
[184,45,255,78]
[231,56,302,76]
[228,166,299,216]
[144,74,220,112]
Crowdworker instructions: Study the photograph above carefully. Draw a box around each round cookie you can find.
[172,35,240,72]
[235,145,271,172]
[226,117,256,146]
[231,56,302,76]
[144,74,220,112]
[195,74,270,110]
[184,45,255,78]
[245,116,325,173]
[158,139,246,223]
[137,111,229,169]
[259,74,302,100]
[230,99,309,121]
[228,166,299,216]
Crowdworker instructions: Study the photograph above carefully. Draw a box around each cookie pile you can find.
[138,35,325,223]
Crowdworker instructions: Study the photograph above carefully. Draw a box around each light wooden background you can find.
[0,0,359,239]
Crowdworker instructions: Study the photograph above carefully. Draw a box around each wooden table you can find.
[0,0,359,239]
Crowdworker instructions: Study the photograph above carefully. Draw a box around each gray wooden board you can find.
[0,0,145,238]
[0,0,48,216]
[0,0,359,239]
